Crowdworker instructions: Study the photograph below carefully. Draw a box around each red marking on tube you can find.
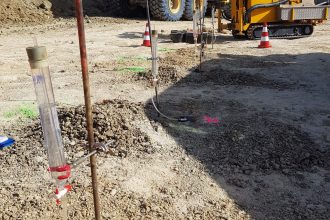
[48,164,71,172]
[48,164,71,180]
[58,173,71,180]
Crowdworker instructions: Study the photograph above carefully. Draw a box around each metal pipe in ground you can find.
[74,0,101,219]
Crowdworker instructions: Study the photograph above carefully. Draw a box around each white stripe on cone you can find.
[262,27,268,32]
[261,36,269,41]
[144,35,150,40]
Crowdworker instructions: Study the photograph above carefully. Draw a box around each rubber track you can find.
[246,23,313,40]
[150,0,185,21]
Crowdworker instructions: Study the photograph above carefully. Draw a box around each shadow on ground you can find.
[144,52,330,219]
[118,32,144,39]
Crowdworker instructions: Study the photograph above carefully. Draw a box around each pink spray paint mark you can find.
[203,116,219,124]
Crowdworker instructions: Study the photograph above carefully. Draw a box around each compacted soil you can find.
[0,1,330,219]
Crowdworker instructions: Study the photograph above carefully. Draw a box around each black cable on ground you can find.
[146,0,192,123]
[146,0,160,117]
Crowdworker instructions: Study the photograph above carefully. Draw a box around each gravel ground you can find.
[0,1,330,219]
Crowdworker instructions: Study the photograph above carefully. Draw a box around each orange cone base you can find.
[258,43,271,48]
[142,41,151,47]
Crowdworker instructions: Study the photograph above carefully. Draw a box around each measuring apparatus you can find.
[26,45,71,205]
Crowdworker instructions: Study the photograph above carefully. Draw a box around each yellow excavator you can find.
[214,0,330,39]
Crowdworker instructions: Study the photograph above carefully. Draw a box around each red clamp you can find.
[48,164,71,180]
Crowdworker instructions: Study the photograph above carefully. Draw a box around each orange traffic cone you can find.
[258,23,271,48]
[142,23,151,47]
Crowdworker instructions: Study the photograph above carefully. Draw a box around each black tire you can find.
[183,0,208,20]
[107,0,138,17]
[222,4,231,20]
[150,0,185,21]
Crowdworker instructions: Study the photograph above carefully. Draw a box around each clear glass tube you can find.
[31,67,65,164]
[211,6,215,48]
[27,46,69,190]
[151,31,158,81]
[193,11,198,45]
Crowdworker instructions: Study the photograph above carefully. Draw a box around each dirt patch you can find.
[218,54,298,69]
[132,47,292,89]
[207,116,329,174]
[135,66,181,84]
[0,12,329,220]
[0,100,153,219]
[199,67,293,89]
[160,47,197,68]
[134,47,197,84]
[147,99,330,175]
[145,95,330,219]
[15,99,153,159]
[0,99,249,219]
[0,0,117,25]
[0,0,51,24]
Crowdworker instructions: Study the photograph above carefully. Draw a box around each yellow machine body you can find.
[249,0,278,23]
[219,0,329,38]
[231,0,301,33]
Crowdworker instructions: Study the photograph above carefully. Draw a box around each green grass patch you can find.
[116,56,147,64]
[159,47,176,52]
[118,66,146,72]
[4,111,16,118]
[4,104,38,119]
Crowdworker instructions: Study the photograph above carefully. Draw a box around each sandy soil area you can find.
[0,2,330,219]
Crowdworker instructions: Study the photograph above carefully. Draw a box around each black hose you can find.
[145,0,192,123]
[222,11,232,21]
[244,0,289,23]
[146,0,160,116]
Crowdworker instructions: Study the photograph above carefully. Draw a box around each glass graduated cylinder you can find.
[151,36,158,80]
[31,66,68,185]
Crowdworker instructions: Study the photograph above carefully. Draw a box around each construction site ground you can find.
[1,3,330,220]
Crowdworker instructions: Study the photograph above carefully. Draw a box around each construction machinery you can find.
[215,0,330,39]
[108,0,329,39]
[109,0,209,21]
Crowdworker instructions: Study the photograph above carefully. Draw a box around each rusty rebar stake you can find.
[74,0,101,219]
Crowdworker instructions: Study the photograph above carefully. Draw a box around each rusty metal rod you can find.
[74,0,101,219]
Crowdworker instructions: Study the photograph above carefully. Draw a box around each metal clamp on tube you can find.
[71,140,115,169]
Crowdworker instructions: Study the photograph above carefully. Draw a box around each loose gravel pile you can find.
[202,67,293,89]
[0,100,156,219]
[135,47,197,84]
[0,0,119,25]
[18,99,153,159]
[204,117,329,175]
[152,99,330,176]
[0,99,249,220]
